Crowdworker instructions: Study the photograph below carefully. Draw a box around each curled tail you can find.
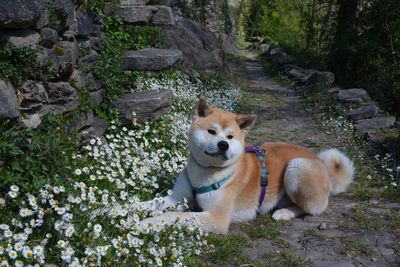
[318,149,355,196]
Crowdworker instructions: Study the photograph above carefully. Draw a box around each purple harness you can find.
[245,146,268,207]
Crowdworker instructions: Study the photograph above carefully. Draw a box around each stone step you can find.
[122,48,183,71]
[120,0,149,6]
[112,89,173,123]
[115,5,175,25]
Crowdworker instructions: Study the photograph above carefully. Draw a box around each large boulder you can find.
[161,18,224,73]
[338,88,371,103]
[0,80,20,118]
[18,80,48,113]
[122,48,183,71]
[282,65,314,82]
[41,82,79,115]
[346,104,379,121]
[0,0,46,29]
[76,7,94,36]
[0,29,40,47]
[270,52,296,65]
[115,6,175,25]
[112,89,173,123]
[18,80,79,116]
[302,71,334,86]
[355,116,396,136]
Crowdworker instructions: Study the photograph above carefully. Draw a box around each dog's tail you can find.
[318,149,355,196]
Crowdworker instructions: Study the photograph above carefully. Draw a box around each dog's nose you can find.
[218,141,229,151]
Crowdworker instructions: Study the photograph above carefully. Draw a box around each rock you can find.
[89,89,105,105]
[76,7,94,36]
[282,64,314,82]
[0,29,40,47]
[112,89,173,123]
[115,6,175,25]
[268,46,284,56]
[379,247,395,256]
[338,88,371,103]
[40,28,59,48]
[34,7,49,29]
[71,111,94,131]
[161,19,224,73]
[36,40,79,79]
[302,71,334,86]
[355,116,396,135]
[58,40,79,67]
[79,117,107,143]
[120,0,150,5]
[0,80,20,118]
[18,80,48,112]
[50,0,74,30]
[122,48,183,71]
[346,104,379,121]
[221,33,241,55]
[78,50,98,70]
[41,82,79,115]
[270,52,296,65]
[21,114,42,128]
[0,0,46,29]
[327,87,341,93]
[259,43,270,54]
[318,222,327,230]
[312,260,355,267]
[69,70,102,92]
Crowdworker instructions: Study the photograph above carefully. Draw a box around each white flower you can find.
[8,191,18,199]
[10,185,19,192]
[8,250,17,259]
[74,169,82,175]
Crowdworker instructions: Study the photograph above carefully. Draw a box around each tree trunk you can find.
[318,0,335,53]
[330,0,358,83]
[306,0,317,49]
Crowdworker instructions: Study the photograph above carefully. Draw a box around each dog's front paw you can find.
[272,208,296,221]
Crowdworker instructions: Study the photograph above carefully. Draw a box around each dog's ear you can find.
[193,98,212,119]
[236,114,257,134]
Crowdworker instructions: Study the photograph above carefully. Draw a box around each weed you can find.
[341,238,372,257]
[0,44,54,85]
[241,215,289,239]
[206,235,250,264]
[263,251,310,267]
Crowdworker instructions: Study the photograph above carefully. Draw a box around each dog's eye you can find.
[227,135,233,139]
[208,129,216,135]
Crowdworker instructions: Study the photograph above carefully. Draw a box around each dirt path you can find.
[214,52,400,267]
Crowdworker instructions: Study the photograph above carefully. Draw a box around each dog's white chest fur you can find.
[195,190,225,211]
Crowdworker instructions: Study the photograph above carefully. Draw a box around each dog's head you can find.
[188,98,256,167]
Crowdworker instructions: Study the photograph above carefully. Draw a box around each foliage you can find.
[93,17,163,103]
[0,116,79,196]
[242,0,400,116]
[0,72,242,266]
[0,45,54,86]
[73,0,120,15]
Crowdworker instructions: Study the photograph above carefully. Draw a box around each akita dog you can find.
[142,99,354,234]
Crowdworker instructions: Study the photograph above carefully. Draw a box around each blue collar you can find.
[191,173,234,194]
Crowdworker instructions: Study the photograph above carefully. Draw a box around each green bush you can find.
[0,45,54,85]
[0,116,79,196]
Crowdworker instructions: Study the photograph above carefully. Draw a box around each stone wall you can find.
[0,0,232,142]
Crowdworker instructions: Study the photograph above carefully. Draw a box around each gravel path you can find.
[221,52,400,267]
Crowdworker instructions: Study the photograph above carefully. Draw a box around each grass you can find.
[240,215,290,239]
[341,238,372,257]
[262,251,310,267]
[205,234,250,265]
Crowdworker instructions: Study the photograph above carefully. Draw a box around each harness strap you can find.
[245,146,268,207]
[191,173,234,195]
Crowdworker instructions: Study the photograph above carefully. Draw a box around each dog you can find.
[141,99,354,234]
